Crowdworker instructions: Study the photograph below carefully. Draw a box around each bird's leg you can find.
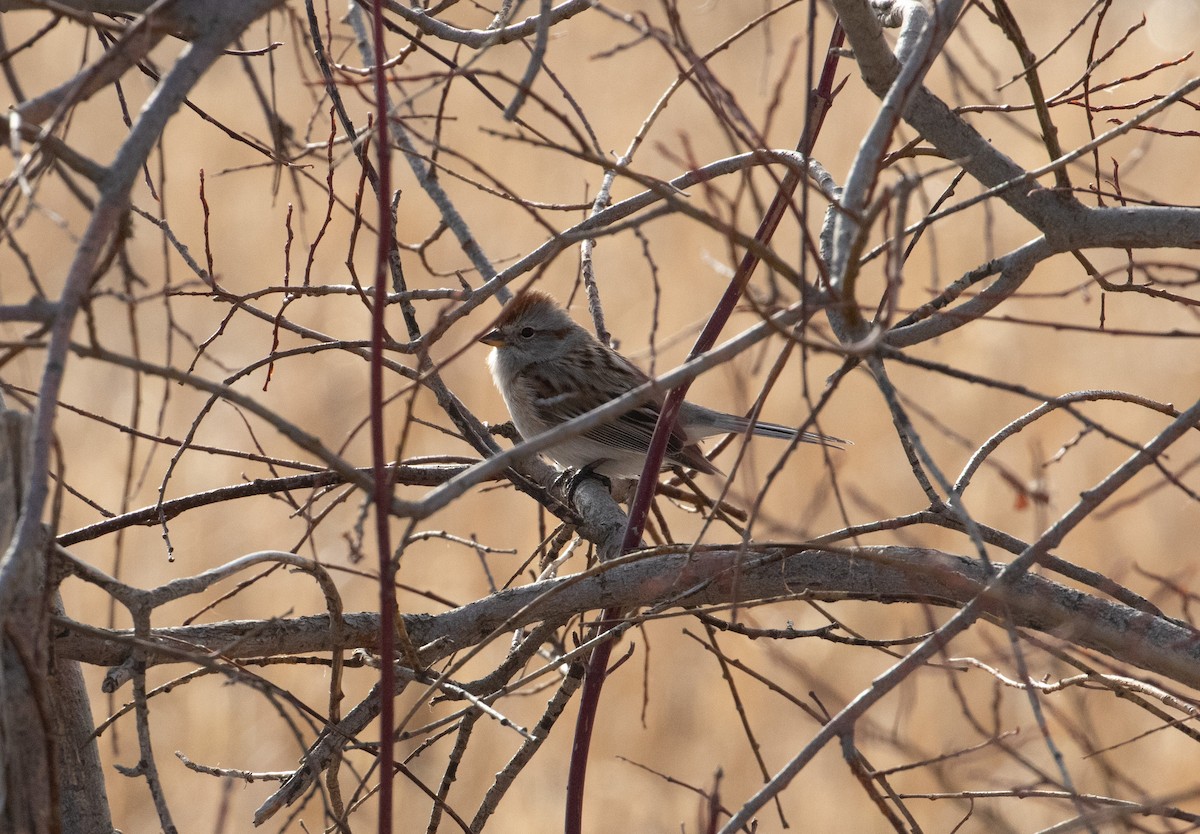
[565,461,612,503]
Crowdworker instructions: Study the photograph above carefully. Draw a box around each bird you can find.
[480,290,846,479]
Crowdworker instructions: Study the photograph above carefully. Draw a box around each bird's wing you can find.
[580,400,683,455]
[520,350,708,468]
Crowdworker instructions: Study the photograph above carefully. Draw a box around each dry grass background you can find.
[3,1,1199,831]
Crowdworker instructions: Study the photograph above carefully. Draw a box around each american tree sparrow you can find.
[481,290,845,479]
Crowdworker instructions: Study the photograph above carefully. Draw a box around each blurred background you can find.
[2,0,1199,830]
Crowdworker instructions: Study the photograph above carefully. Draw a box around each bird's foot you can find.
[562,461,612,503]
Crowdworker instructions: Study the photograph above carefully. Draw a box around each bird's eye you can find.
[520,327,535,339]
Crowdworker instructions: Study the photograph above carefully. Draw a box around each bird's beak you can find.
[479,329,506,347]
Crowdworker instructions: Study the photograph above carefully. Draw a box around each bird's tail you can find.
[703,412,849,448]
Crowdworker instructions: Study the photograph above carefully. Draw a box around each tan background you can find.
[2,1,1198,830]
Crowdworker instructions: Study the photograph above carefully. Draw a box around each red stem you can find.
[367,2,396,831]
[563,20,846,834]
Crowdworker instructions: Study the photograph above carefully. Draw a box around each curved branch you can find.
[953,391,1186,497]
[884,237,1053,346]
[428,149,838,343]
[374,0,594,49]
[832,0,1056,227]
[55,544,1200,691]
